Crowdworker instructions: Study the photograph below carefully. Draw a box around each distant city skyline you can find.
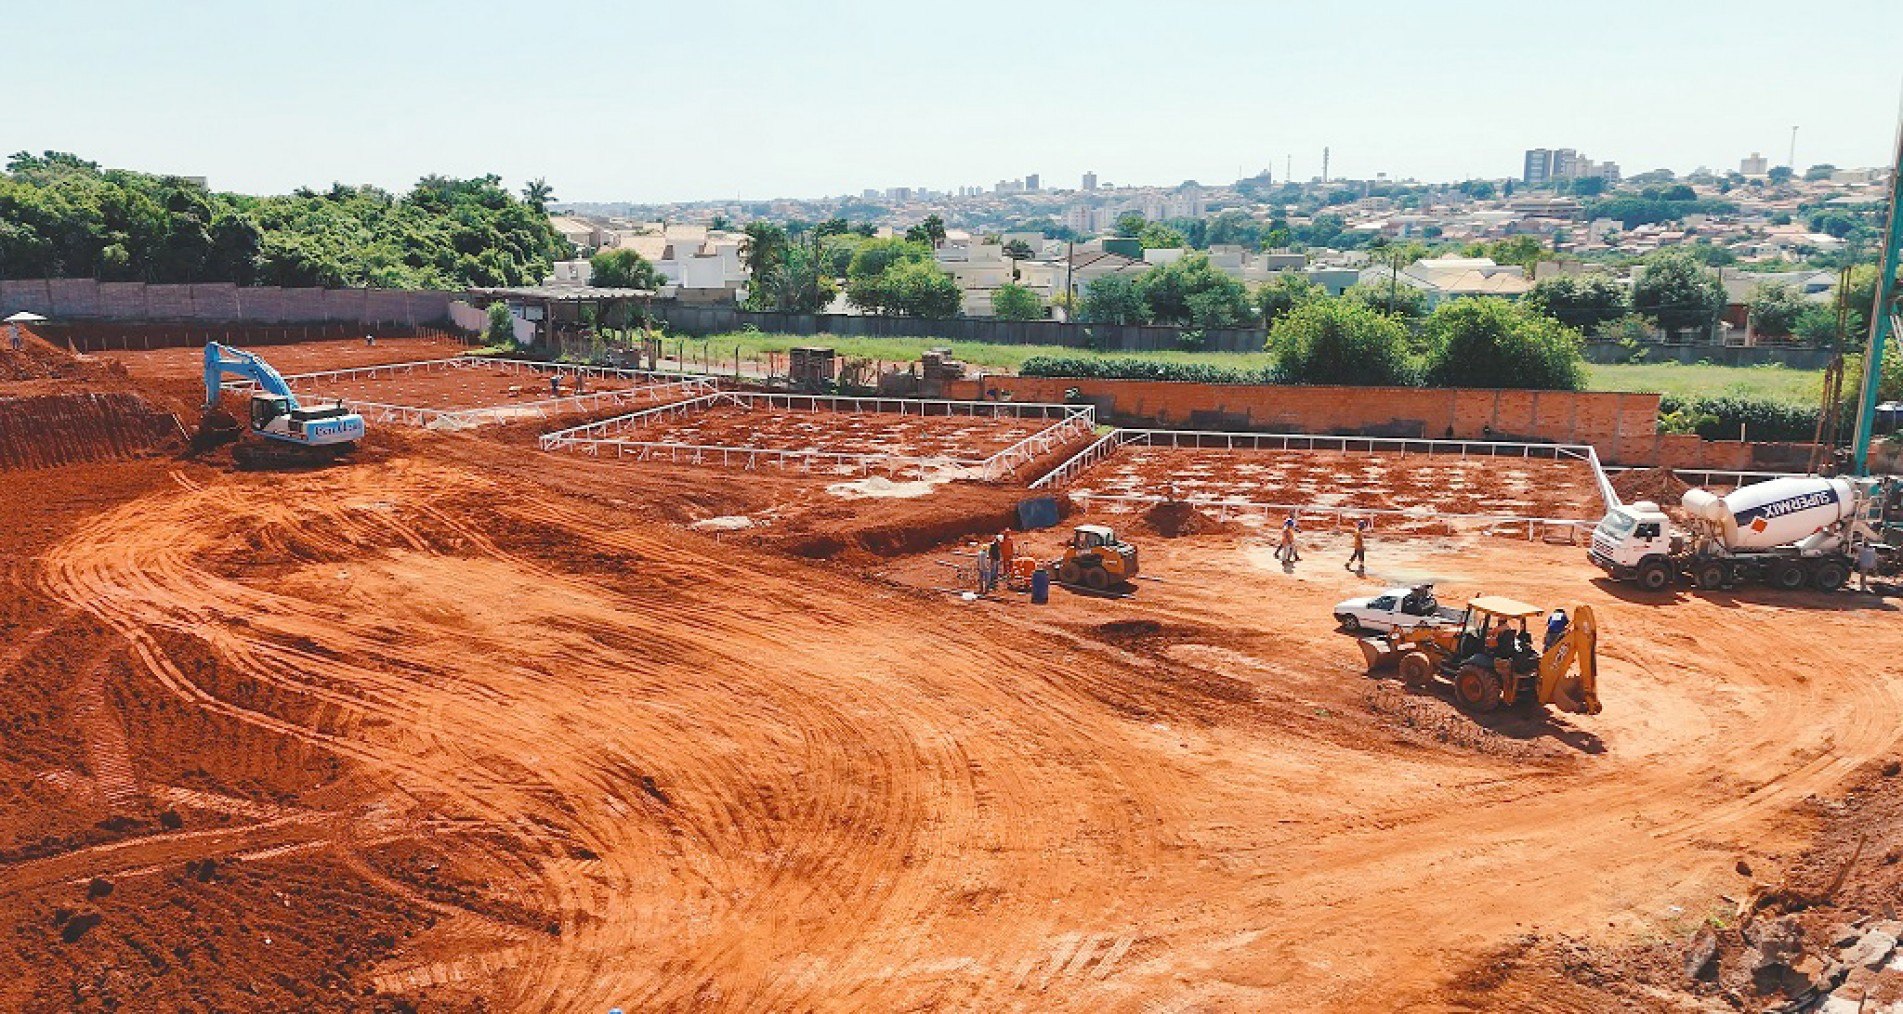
[6,0,1900,203]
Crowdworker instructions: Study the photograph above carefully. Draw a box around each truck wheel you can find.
[1338,615,1361,633]
[1399,652,1434,687]
[1082,567,1110,591]
[1454,665,1502,713]
[1636,559,1672,592]
[1813,560,1850,592]
[1770,563,1807,590]
[1057,560,1082,585]
[1694,561,1726,590]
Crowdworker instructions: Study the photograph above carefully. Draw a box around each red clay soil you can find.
[617,403,1054,461]
[290,363,645,412]
[8,336,1903,1011]
[1080,445,1608,520]
[97,335,470,386]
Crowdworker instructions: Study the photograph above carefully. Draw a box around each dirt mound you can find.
[1138,499,1227,538]
[0,393,184,469]
[1610,466,1692,506]
[1,325,131,385]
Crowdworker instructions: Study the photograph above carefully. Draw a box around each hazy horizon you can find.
[8,0,1900,204]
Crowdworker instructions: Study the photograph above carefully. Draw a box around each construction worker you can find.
[1545,608,1569,651]
[1000,530,1016,569]
[1345,518,1368,572]
[1859,542,1879,594]
[549,374,562,397]
[1275,514,1301,563]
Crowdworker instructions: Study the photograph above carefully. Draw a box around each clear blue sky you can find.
[7,0,1900,202]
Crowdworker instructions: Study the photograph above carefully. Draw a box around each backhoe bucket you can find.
[1360,636,1399,673]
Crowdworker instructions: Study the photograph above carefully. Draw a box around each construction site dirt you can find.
[599,403,1063,462]
[4,335,1902,1013]
[1075,445,1607,522]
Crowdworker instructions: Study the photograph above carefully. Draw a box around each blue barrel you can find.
[1030,567,1051,604]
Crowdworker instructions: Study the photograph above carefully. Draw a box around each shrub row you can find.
[1017,355,1278,385]
[1658,394,1820,442]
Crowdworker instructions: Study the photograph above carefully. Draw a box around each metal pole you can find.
[1853,97,1903,475]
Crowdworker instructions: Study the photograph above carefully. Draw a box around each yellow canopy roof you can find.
[1467,595,1544,619]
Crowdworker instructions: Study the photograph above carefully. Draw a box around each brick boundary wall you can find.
[0,279,452,327]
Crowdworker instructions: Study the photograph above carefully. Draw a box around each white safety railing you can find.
[1601,466,1797,491]
[539,392,1096,482]
[219,356,719,429]
[1067,491,1598,541]
[1027,426,1620,523]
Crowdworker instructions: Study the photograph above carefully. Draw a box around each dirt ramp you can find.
[0,393,184,469]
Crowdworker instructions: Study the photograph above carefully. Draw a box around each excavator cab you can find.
[1056,525,1139,591]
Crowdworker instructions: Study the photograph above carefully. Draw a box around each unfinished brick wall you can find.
[958,376,1661,449]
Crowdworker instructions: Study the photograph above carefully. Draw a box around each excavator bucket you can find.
[1360,636,1399,673]
[1541,604,1602,715]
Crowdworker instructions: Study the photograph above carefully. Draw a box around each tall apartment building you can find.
[1082,171,1098,191]
[1741,152,1769,176]
[1524,147,1619,184]
[1025,173,1040,192]
[1524,148,1553,185]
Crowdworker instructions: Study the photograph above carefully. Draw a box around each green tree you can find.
[1252,272,1323,326]
[1464,235,1547,274]
[1804,164,1837,181]
[1631,250,1727,337]
[1114,212,1148,237]
[903,213,946,248]
[1523,274,1630,332]
[740,221,788,286]
[1001,238,1034,261]
[991,283,1042,320]
[1137,222,1187,249]
[1341,282,1429,321]
[1793,304,1842,346]
[846,257,960,317]
[753,244,836,313]
[1203,210,1262,250]
[1767,166,1794,185]
[1136,253,1251,326]
[589,247,666,290]
[521,178,554,212]
[484,301,517,345]
[1270,298,1413,386]
[846,237,930,280]
[1421,298,1586,390]
[1746,280,1806,337]
[1078,275,1148,324]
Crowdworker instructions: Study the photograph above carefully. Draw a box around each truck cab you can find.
[1589,500,1676,590]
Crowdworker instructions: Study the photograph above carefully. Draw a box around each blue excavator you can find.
[200,342,365,467]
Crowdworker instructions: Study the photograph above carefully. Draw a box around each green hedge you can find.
[1018,355,1277,385]
[1659,394,1819,442]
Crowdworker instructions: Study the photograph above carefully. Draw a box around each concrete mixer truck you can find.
[1590,475,1901,592]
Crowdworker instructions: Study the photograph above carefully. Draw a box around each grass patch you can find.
[658,329,1827,402]
[1584,362,1823,403]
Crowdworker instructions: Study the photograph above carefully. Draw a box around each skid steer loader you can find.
[1361,596,1601,716]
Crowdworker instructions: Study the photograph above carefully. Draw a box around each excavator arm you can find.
[1538,604,1601,715]
[203,342,299,411]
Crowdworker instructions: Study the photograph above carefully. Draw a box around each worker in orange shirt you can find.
[1000,530,1016,569]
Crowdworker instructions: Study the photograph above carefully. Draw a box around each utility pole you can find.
[1064,239,1075,322]
[1322,147,1331,184]
[1788,125,1799,172]
[1851,104,1903,475]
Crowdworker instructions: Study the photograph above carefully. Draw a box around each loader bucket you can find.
[1360,637,1399,673]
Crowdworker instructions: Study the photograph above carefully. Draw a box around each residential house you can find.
[1356,255,1532,304]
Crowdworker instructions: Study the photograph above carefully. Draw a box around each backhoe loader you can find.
[1361,596,1601,716]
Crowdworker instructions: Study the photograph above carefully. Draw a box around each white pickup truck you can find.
[1333,584,1464,633]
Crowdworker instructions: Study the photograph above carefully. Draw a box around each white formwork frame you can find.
[538,391,1096,482]
[220,356,718,428]
[1028,426,1623,541]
